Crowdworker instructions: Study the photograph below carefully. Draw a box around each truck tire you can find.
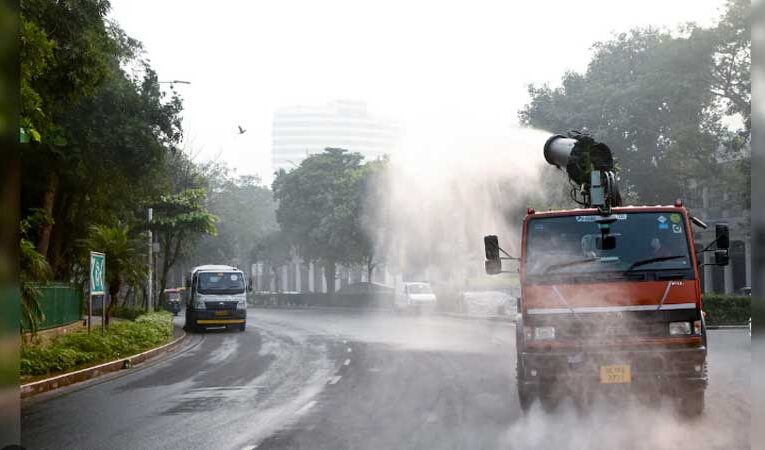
[539,389,560,413]
[239,323,246,332]
[680,389,705,418]
[517,383,535,412]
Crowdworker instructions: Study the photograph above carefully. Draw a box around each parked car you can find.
[395,282,437,314]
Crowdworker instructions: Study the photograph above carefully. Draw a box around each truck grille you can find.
[558,321,668,339]
[205,301,238,311]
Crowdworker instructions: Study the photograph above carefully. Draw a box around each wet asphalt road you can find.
[21,309,750,450]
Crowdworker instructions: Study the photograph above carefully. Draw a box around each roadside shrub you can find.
[702,294,750,326]
[110,305,145,321]
[21,311,173,378]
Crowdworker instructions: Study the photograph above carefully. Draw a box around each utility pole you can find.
[148,208,153,312]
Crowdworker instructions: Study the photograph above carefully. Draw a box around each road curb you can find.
[20,328,187,399]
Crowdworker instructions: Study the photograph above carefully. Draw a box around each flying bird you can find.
[237,125,247,135]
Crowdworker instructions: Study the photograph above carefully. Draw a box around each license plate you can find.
[600,364,631,384]
[214,311,229,316]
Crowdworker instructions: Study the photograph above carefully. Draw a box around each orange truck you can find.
[484,132,730,416]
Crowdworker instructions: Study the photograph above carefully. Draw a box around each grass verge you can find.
[21,311,173,382]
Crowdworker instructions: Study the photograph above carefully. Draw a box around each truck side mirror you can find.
[484,235,500,260]
[485,259,502,275]
[484,235,502,275]
[714,249,729,266]
[715,223,730,250]
[247,278,253,292]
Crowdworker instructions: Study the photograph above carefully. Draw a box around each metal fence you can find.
[22,283,83,331]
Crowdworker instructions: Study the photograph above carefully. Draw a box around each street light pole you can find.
[148,208,153,312]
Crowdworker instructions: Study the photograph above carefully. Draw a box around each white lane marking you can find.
[344,358,351,366]
[347,347,352,353]
[295,400,317,416]
[328,375,342,385]
[241,446,257,450]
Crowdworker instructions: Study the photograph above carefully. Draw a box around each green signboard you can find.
[90,251,106,295]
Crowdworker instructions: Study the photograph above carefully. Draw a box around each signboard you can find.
[90,251,106,295]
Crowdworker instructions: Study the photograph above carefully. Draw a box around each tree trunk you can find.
[324,260,336,295]
[49,192,69,278]
[158,240,172,310]
[36,170,59,258]
[105,276,122,327]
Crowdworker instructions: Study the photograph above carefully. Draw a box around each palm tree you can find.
[80,224,145,325]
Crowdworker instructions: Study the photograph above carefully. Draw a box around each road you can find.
[21,309,750,450]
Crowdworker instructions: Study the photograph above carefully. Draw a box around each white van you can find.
[184,265,251,332]
[395,282,437,313]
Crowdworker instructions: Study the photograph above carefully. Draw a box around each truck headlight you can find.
[193,300,206,310]
[236,300,247,310]
[669,321,691,335]
[533,326,556,340]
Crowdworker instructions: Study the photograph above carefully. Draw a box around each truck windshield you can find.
[197,272,245,295]
[525,212,692,276]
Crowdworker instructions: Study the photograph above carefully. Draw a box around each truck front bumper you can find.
[190,309,247,326]
[519,346,707,393]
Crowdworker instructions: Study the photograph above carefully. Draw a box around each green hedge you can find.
[21,311,173,379]
[110,305,145,321]
[702,294,750,326]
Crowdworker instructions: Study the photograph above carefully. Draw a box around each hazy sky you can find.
[109,0,726,183]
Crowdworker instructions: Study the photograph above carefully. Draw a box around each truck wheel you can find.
[680,390,705,418]
[517,384,535,412]
[539,391,560,413]
[239,323,246,332]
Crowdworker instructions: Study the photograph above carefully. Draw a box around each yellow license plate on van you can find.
[600,365,631,384]
[214,311,229,316]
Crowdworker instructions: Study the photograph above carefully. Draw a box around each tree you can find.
[20,226,51,333]
[20,0,117,258]
[20,8,186,287]
[151,189,218,306]
[520,28,719,204]
[708,0,750,132]
[272,148,368,294]
[253,231,292,292]
[185,163,278,272]
[519,1,750,208]
[78,224,145,325]
[354,157,389,281]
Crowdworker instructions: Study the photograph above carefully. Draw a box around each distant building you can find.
[271,100,402,171]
